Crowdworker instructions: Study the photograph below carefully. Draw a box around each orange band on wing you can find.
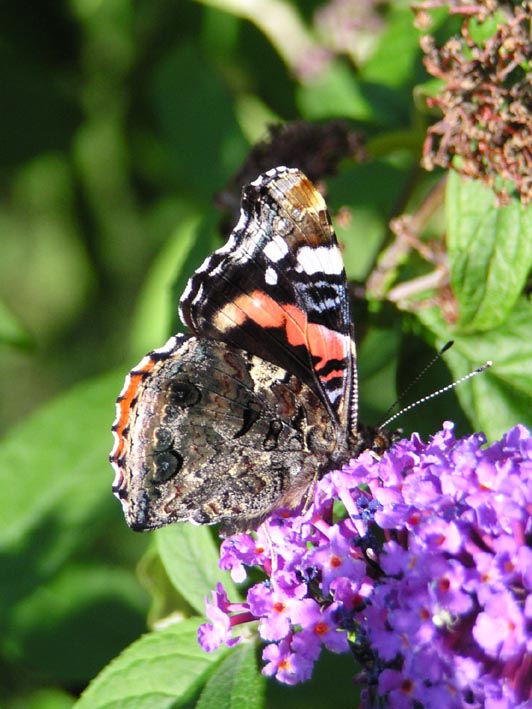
[213,290,347,372]
[111,358,156,459]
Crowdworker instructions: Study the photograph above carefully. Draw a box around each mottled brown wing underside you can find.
[112,337,348,534]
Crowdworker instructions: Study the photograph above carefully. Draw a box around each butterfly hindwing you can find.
[111,336,346,534]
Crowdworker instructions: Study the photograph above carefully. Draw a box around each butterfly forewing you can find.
[180,167,358,434]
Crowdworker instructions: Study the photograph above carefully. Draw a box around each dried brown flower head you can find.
[414,1,532,204]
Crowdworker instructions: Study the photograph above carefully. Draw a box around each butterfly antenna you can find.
[379,360,492,430]
[379,340,455,426]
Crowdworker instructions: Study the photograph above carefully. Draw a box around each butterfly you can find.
[111,166,391,535]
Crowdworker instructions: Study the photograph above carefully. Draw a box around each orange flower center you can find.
[439,577,450,592]
[314,621,329,636]
[401,679,414,694]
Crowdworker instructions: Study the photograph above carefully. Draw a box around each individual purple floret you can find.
[198,423,532,707]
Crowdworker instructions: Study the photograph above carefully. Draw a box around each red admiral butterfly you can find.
[111,167,392,535]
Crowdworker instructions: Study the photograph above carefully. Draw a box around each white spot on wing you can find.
[263,235,289,262]
[318,297,339,310]
[325,387,342,403]
[265,266,278,285]
[297,245,344,275]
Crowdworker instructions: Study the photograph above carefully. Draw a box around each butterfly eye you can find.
[167,380,201,407]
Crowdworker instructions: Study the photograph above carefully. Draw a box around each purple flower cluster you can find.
[198,423,532,707]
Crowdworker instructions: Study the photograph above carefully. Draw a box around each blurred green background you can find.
[1,0,246,431]
[0,0,433,436]
[1,1,530,707]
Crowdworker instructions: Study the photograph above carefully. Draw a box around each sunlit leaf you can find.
[75,619,229,709]
[156,525,239,616]
[197,643,265,709]
[446,171,532,332]
[0,370,121,554]
[416,298,532,439]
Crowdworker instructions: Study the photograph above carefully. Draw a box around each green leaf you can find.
[468,12,505,46]
[446,171,532,332]
[156,525,239,615]
[152,42,247,198]
[0,369,122,557]
[137,542,192,628]
[0,373,147,681]
[298,6,419,126]
[362,5,421,89]
[297,60,376,123]
[416,298,532,439]
[0,298,33,349]
[413,77,445,110]
[197,643,265,709]
[2,155,91,340]
[75,619,229,709]
[129,215,200,358]
[4,564,147,684]
[8,688,74,709]
[328,160,412,281]
[358,327,400,382]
